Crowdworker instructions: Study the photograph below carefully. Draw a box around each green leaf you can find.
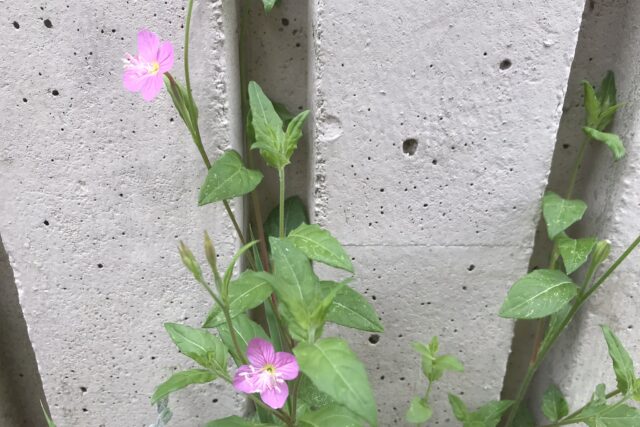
[542,384,569,422]
[222,241,260,290]
[465,400,513,427]
[598,71,617,113]
[583,80,600,128]
[203,271,273,327]
[206,416,277,427]
[601,325,635,394]
[198,150,263,205]
[164,75,193,131]
[434,354,464,373]
[583,404,640,427]
[273,102,295,125]
[299,404,364,427]
[248,81,288,169]
[583,127,626,161]
[262,0,278,13]
[321,281,383,332]
[284,110,310,161]
[288,224,354,272]
[264,196,308,239]
[557,235,597,274]
[598,103,623,131]
[294,338,378,426]
[217,313,268,360]
[406,397,433,424]
[151,369,216,404]
[499,269,577,319]
[298,374,334,410]
[542,192,587,240]
[164,323,228,374]
[448,394,468,422]
[513,405,536,427]
[269,237,321,334]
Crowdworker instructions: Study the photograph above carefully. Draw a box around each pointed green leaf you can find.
[583,404,640,427]
[288,224,354,272]
[321,281,383,332]
[41,402,56,427]
[262,0,278,13]
[151,369,216,404]
[434,354,464,373]
[222,240,260,289]
[448,394,468,422]
[513,405,536,427]
[198,150,263,205]
[178,241,204,284]
[294,338,378,426]
[298,374,334,410]
[164,323,228,374]
[284,110,310,160]
[583,127,625,161]
[499,269,577,319]
[601,325,635,394]
[203,271,273,327]
[264,196,308,239]
[583,80,600,128]
[406,397,432,424]
[206,416,277,427]
[598,103,623,131]
[542,384,569,422]
[597,71,617,113]
[217,313,268,360]
[466,400,513,427]
[273,102,295,125]
[248,81,288,169]
[542,192,587,240]
[557,235,597,274]
[299,404,364,427]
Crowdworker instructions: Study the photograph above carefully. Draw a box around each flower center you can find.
[148,61,160,75]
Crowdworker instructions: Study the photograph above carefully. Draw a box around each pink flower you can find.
[122,29,174,101]
[233,338,299,409]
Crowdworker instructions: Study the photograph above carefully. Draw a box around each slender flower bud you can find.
[593,239,611,267]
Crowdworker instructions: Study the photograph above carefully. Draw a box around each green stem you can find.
[565,138,590,200]
[184,0,195,105]
[278,168,286,239]
[222,305,249,366]
[289,377,301,423]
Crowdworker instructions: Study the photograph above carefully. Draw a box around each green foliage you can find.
[556,234,596,275]
[198,150,263,205]
[248,81,309,170]
[294,338,378,426]
[222,241,260,292]
[41,402,56,427]
[448,394,468,421]
[165,74,197,131]
[541,384,569,422]
[264,196,309,239]
[203,271,273,327]
[164,323,228,375]
[206,416,277,427]
[321,280,384,333]
[406,397,432,424]
[448,396,513,427]
[499,269,577,319]
[151,369,216,404]
[297,374,335,410]
[287,224,354,272]
[512,405,535,427]
[542,192,587,240]
[178,241,205,284]
[217,313,269,360]
[298,404,363,427]
[593,240,612,266]
[582,404,640,427]
[261,0,278,13]
[601,325,636,395]
[582,127,626,161]
[413,337,463,382]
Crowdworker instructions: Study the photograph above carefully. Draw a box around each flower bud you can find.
[592,239,611,267]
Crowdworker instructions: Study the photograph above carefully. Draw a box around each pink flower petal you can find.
[260,381,289,409]
[274,352,299,381]
[137,29,160,63]
[140,76,164,101]
[247,338,276,367]
[233,365,257,394]
[157,41,174,73]
[123,69,147,93]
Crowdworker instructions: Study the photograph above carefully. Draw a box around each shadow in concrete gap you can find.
[0,235,48,426]
[501,0,631,411]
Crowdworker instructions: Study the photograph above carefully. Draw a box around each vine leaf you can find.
[499,269,577,319]
[288,224,354,272]
[542,384,569,422]
[321,280,383,333]
[601,325,635,394]
[542,192,587,240]
[198,150,263,205]
[556,234,596,274]
[582,127,626,161]
[151,369,216,404]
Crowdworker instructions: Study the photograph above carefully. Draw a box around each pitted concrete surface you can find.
[311,0,584,423]
[530,0,640,418]
[0,1,243,425]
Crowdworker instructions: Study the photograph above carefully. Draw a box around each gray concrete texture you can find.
[1,1,244,426]
[5,0,639,426]
[311,0,583,424]
[528,0,640,419]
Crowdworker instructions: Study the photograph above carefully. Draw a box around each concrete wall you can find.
[6,0,640,426]
[529,0,640,417]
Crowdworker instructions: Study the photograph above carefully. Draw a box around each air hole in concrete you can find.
[467,264,475,271]
[52,89,59,96]
[80,386,87,392]
[22,98,27,103]
[13,21,20,29]
[281,18,289,26]
[368,334,380,344]
[402,138,418,155]
[44,19,53,28]
[562,144,570,149]
[499,59,512,70]
[212,398,219,403]
[432,159,438,165]
[43,220,49,226]
[97,263,103,268]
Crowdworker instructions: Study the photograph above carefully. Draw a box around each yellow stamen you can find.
[149,61,160,75]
